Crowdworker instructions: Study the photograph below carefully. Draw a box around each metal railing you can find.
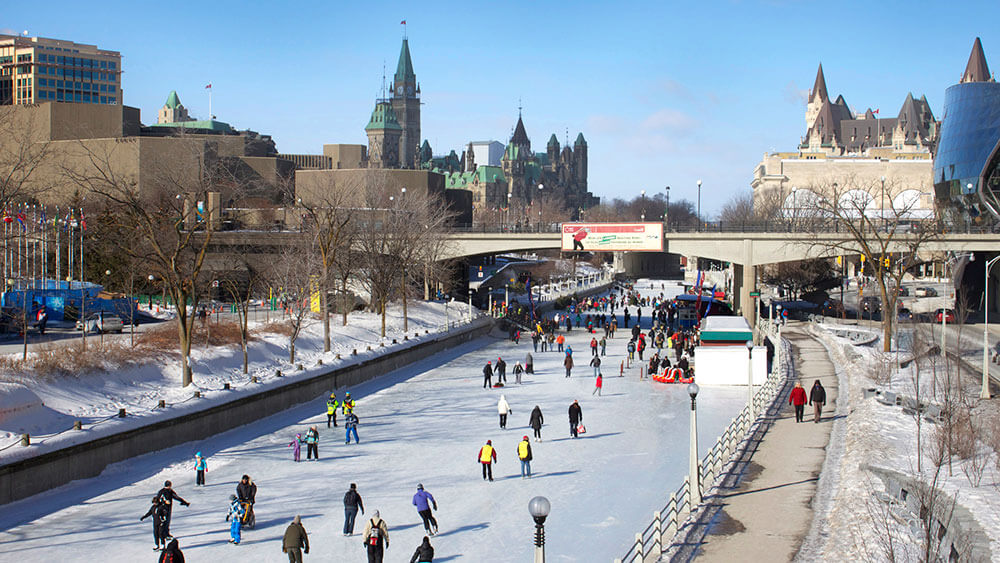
[614,327,788,563]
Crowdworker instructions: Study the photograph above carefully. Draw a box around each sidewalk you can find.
[670,324,838,562]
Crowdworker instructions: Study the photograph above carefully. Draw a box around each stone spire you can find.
[961,37,992,84]
[811,63,828,102]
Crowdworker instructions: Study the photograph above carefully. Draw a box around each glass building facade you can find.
[933,81,1000,218]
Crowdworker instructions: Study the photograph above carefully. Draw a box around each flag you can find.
[80,209,86,230]
[205,83,212,89]
[872,108,879,114]
[400,20,406,24]
[16,213,25,229]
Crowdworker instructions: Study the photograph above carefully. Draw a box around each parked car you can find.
[897,307,913,321]
[897,286,909,297]
[936,309,956,324]
[914,287,938,297]
[76,311,124,334]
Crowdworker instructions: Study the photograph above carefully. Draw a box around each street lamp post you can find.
[982,256,1000,399]
[528,496,550,563]
[507,191,513,231]
[746,340,754,416]
[880,175,887,232]
[687,382,701,507]
[537,184,543,231]
[696,180,702,230]
[791,186,798,232]
[665,185,670,231]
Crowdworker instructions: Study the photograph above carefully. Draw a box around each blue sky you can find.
[5,0,999,215]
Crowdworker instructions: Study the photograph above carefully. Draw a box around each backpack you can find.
[368,519,382,545]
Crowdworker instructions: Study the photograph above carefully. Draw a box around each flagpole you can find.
[55,208,60,285]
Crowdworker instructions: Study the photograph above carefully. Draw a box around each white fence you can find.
[614,321,787,563]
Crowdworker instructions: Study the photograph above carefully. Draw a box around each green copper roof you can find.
[394,39,416,84]
[547,134,560,147]
[365,101,402,131]
[474,166,505,184]
[504,143,520,160]
[574,132,587,146]
[148,119,233,133]
[165,90,181,109]
[535,152,550,166]
[445,171,474,189]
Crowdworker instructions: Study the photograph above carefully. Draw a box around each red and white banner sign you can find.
[560,222,663,252]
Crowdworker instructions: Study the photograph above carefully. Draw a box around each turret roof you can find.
[511,116,529,145]
[365,101,402,131]
[547,134,559,148]
[961,37,992,83]
[811,63,828,101]
[165,90,181,109]
[574,132,587,146]
[395,39,416,84]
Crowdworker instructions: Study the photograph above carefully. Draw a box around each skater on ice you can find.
[529,405,544,441]
[193,452,207,486]
[225,494,245,544]
[140,496,169,551]
[156,480,189,539]
[518,435,533,478]
[343,483,364,536]
[497,394,511,429]
[478,440,497,481]
[363,511,390,563]
[408,536,434,563]
[482,361,493,389]
[289,433,303,461]
[282,515,309,562]
[326,393,339,428]
[305,426,320,460]
[345,411,360,444]
[412,483,438,536]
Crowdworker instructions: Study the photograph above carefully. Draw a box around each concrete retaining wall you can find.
[0,318,493,506]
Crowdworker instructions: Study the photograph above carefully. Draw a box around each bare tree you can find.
[265,239,318,363]
[718,192,756,225]
[355,171,403,337]
[218,251,264,374]
[801,178,939,352]
[62,137,236,386]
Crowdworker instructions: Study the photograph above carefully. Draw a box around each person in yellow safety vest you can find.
[517,436,533,479]
[478,440,497,482]
[342,392,356,415]
[326,393,339,428]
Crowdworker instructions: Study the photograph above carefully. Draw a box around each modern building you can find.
[933,37,1000,224]
[0,34,121,106]
[753,63,938,219]
[467,141,504,168]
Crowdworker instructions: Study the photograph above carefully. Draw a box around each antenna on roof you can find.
[518,97,522,118]
[381,61,387,100]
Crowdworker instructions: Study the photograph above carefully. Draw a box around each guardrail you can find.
[614,327,789,563]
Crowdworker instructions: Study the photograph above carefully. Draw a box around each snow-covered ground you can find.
[801,322,1000,561]
[0,278,754,561]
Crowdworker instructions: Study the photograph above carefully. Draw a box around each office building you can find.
[0,34,121,106]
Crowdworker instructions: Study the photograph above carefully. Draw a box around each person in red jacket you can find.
[789,381,807,423]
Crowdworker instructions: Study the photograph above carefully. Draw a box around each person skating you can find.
[513,361,524,384]
[593,373,603,397]
[289,433,303,461]
[193,452,207,486]
[226,494,245,544]
[525,352,534,374]
[156,480,189,540]
[809,380,826,423]
[236,474,257,505]
[140,496,170,551]
[478,440,497,481]
[282,515,309,563]
[363,511,390,563]
[158,538,185,563]
[326,393,340,428]
[495,357,507,384]
[789,381,807,423]
[409,536,434,563]
[342,391,356,414]
[568,400,583,438]
[600,336,607,356]
[412,484,439,536]
[626,340,636,362]
[345,411,360,443]
[482,361,493,389]
[529,406,544,441]
[517,435,533,478]
[556,334,565,352]
[590,337,599,357]
[564,354,574,378]
[497,394,512,429]
[589,355,601,378]
[305,425,319,460]
[343,483,364,536]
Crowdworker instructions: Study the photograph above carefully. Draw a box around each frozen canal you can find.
[0,295,747,561]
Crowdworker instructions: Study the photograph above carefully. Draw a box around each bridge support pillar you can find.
[732,239,757,327]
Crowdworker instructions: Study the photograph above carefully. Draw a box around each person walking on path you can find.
[525,352,534,374]
[556,334,565,352]
[497,394,512,428]
[282,515,309,562]
[809,380,826,423]
[140,496,170,551]
[590,337,599,356]
[529,405,544,441]
[565,345,573,358]
[412,484,439,536]
[288,433,303,461]
[789,381,807,423]
[564,354,574,378]
[600,336,607,356]
[568,400,583,438]
[305,426,320,460]
[158,539,184,563]
[592,373,603,397]
[532,331,540,352]
[363,511,390,563]
[627,339,636,362]
[408,536,434,563]
[326,393,339,428]
[343,483,364,536]
[194,452,207,486]
[517,435,533,478]
[590,355,602,378]
[495,357,507,384]
[482,361,493,389]
[478,440,497,481]
[156,481,189,540]
[345,411,360,443]
[513,362,524,384]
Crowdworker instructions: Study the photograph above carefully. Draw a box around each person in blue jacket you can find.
[226,494,245,545]
[194,452,207,486]
[412,483,439,536]
[345,412,360,444]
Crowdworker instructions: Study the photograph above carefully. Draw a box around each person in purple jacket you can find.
[411,483,439,536]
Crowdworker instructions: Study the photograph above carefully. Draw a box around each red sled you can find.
[576,424,587,434]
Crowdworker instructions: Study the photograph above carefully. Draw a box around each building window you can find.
[74,93,81,102]
[56,91,63,101]
[100,61,107,69]
[109,85,115,93]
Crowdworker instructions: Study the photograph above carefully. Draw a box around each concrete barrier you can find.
[0,317,493,506]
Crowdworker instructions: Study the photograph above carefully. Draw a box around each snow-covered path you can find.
[0,306,747,561]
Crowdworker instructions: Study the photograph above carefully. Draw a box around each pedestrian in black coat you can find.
[409,535,434,562]
[529,405,544,441]
[140,496,170,550]
[482,361,493,389]
[568,400,583,438]
[158,538,185,562]
[809,380,827,423]
[156,481,189,538]
[495,357,507,383]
